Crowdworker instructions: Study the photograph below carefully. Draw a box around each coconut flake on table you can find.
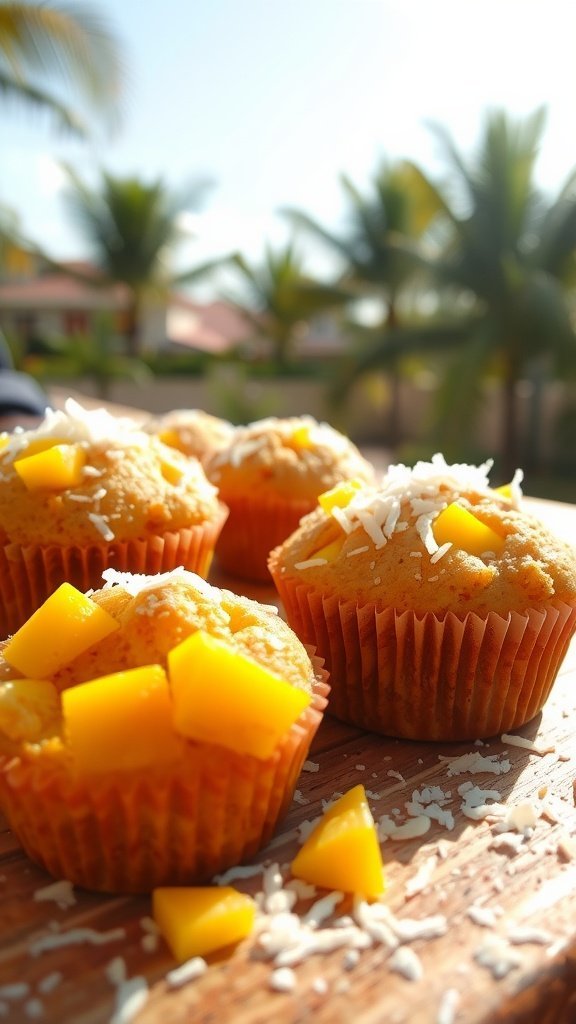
[439,752,512,776]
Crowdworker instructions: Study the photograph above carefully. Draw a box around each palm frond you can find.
[0,1,123,116]
[0,65,85,133]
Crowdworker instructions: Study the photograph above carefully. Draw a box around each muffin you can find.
[146,409,235,465]
[205,415,376,582]
[0,568,328,893]
[0,398,227,635]
[269,453,576,741]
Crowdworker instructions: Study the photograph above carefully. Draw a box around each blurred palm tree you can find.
[284,162,440,444]
[335,109,576,475]
[229,240,351,368]
[57,166,226,356]
[0,0,123,136]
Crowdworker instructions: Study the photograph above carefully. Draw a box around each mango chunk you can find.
[159,456,184,485]
[20,436,67,458]
[290,424,313,449]
[310,535,345,562]
[153,886,256,962]
[0,433,10,452]
[3,583,120,678]
[0,678,60,742]
[318,478,363,514]
[291,784,385,899]
[159,427,184,452]
[63,664,180,773]
[433,502,506,557]
[14,443,86,491]
[494,483,512,500]
[168,630,311,760]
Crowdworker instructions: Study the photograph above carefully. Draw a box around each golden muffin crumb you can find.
[0,399,221,547]
[270,454,576,617]
[205,415,375,501]
[146,409,235,463]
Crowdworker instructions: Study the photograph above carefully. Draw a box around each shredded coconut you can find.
[165,958,207,989]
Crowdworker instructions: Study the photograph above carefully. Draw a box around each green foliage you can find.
[0,1,123,135]
[228,240,351,368]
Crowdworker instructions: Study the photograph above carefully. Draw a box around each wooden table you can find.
[1,497,575,1024]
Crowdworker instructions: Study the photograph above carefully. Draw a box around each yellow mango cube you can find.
[14,443,86,491]
[310,535,345,562]
[0,433,10,452]
[20,436,66,458]
[433,502,506,557]
[291,784,385,899]
[63,664,180,773]
[290,424,313,449]
[3,583,120,678]
[168,630,311,760]
[159,427,184,452]
[152,886,256,962]
[0,678,60,742]
[494,483,512,500]
[318,478,363,514]
[159,456,184,486]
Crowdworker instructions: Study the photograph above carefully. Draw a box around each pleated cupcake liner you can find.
[214,492,314,583]
[0,655,329,894]
[0,504,228,638]
[274,574,576,741]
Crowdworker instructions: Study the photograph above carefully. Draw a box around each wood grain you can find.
[0,497,575,1024]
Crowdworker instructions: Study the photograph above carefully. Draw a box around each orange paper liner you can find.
[274,574,576,741]
[0,658,329,894]
[0,505,228,638]
[215,492,314,583]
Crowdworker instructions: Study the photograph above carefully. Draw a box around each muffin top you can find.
[269,453,576,617]
[205,415,375,501]
[0,399,221,546]
[0,568,317,759]
[146,409,235,464]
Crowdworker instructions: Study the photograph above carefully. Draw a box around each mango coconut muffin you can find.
[205,415,376,582]
[0,399,227,634]
[146,408,235,465]
[269,454,576,741]
[0,568,328,893]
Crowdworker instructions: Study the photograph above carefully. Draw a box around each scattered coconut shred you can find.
[298,453,523,565]
[12,711,572,1016]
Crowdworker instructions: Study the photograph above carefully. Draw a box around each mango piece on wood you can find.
[291,783,385,899]
[3,583,119,679]
[318,478,363,515]
[0,678,60,742]
[63,664,180,773]
[433,502,506,557]
[14,443,86,491]
[168,630,310,760]
[152,886,256,962]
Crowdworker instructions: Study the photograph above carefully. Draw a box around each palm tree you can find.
[57,166,226,356]
[411,108,576,474]
[0,1,123,136]
[336,110,576,475]
[229,240,351,368]
[284,162,440,444]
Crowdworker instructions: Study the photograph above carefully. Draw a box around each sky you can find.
[3,0,576,297]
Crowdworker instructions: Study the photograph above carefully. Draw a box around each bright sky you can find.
[3,0,576,295]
